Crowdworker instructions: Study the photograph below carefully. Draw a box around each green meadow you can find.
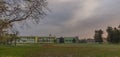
[0,44,120,57]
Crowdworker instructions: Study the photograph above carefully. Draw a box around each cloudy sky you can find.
[19,0,120,39]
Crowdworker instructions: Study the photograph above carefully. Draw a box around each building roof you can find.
[18,36,56,38]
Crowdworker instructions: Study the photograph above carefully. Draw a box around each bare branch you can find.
[0,0,48,31]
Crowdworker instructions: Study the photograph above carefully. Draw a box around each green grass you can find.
[1,44,120,57]
[0,44,41,57]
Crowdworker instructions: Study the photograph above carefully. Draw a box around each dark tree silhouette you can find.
[72,38,76,43]
[106,26,113,43]
[106,26,120,43]
[94,29,103,43]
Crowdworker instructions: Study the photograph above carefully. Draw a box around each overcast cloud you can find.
[19,0,120,39]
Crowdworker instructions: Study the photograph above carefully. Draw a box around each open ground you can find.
[0,44,120,57]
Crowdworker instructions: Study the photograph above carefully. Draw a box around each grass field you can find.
[0,44,120,57]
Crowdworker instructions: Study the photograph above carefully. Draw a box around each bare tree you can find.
[0,0,48,44]
[0,0,48,31]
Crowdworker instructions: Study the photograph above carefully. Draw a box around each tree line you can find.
[94,25,120,44]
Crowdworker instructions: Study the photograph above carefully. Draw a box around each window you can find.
[22,40,26,42]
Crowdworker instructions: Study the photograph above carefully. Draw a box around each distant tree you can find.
[118,25,120,29]
[106,26,120,43]
[10,30,19,46]
[94,29,103,43]
[106,26,113,43]
[113,28,120,43]
[72,38,76,43]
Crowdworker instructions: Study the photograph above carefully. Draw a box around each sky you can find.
[19,0,120,39]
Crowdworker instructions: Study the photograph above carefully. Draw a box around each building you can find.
[15,36,80,44]
[16,36,56,44]
[56,37,64,43]
[86,39,95,43]
[16,36,36,44]
[37,37,56,44]
[56,37,79,44]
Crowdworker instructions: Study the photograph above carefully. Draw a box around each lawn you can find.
[0,44,120,57]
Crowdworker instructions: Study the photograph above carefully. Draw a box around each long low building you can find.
[16,36,56,44]
[15,36,79,44]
